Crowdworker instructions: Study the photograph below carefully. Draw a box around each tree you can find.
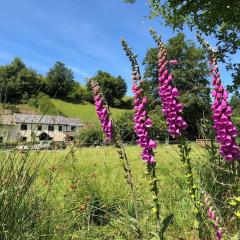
[0,57,41,103]
[143,33,211,139]
[66,81,88,103]
[230,94,240,115]
[229,94,240,140]
[88,71,127,106]
[124,0,240,55]
[115,109,167,142]
[46,61,74,97]
[124,0,240,92]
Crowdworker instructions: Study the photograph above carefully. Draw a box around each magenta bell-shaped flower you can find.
[90,80,113,142]
[204,196,223,240]
[210,55,240,161]
[157,46,187,138]
[132,81,157,165]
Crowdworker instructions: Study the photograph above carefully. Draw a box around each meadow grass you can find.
[0,143,206,239]
[51,99,131,123]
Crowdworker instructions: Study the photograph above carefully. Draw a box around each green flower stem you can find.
[115,139,142,240]
[237,218,240,240]
[107,107,142,239]
[178,136,204,239]
[147,163,161,237]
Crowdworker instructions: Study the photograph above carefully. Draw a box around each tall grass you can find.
[0,148,52,239]
[0,140,238,239]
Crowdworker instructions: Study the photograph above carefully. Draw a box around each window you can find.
[71,126,76,132]
[20,137,27,142]
[21,124,27,130]
[37,125,42,131]
[48,125,54,131]
[58,125,63,131]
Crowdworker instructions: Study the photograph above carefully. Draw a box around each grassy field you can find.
[51,99,131,123]
[0,143,211,239]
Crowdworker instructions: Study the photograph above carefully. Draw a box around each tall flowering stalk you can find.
[90,79,142,239]
[150,29,204,239]
[197,34,240,162]
[90,80,113,142]
[204,194,223,240]
[197,33,240,239]
[121,39,163,237]
[149,29,187,137]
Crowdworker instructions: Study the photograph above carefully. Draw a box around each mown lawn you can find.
[51,99,131,123]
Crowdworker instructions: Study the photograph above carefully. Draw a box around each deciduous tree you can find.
[46,61,74,97]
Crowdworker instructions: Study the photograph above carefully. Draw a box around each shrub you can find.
[66,83,89,103]
[1,104,20,113]
[28,92,63,116]
[76,125,104,146]
[115,109,167,143]
[115,112,135,142]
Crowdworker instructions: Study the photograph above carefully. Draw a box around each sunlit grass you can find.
[0,143,208,239]
[51,99,131,123]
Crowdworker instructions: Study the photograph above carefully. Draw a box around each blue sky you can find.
[0,0,238,96]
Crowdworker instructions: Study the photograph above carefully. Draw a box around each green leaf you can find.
[234,210,240,218]
[234,196,240,202]
[229,200,237,206]
[159,214,174,240]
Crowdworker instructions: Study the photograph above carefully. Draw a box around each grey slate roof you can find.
[0,114,83,126]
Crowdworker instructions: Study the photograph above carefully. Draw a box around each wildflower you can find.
[197,34,240,161]
[85,196,91,202]
[204,195,223,240]
[90,80,113,142]
[70,184,77,190]
[50,165,56,172]
[79,205,86,211]
[156,36,187,138]
[132,81,157,164]
[210,55,240,161]
[121,39,157,164]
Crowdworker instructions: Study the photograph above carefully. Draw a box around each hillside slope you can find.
[0,100,131,123]
[0,104,39,115]
[51,99,131,123]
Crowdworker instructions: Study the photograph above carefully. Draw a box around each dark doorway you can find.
[39,132,52,141]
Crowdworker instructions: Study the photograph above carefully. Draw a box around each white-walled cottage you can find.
[0,114,83,143]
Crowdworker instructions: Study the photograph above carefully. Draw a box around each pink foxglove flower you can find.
[121,38,157,164]
[204,195,223,240]
[157,45,187,138]
[132,81,157,164]
[90,80,113,142]
[197,34,240,161]
[210,55,240,161]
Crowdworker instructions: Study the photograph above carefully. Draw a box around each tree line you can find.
[0,58,127,107]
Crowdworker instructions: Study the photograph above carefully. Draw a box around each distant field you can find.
[51,99,131,123]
